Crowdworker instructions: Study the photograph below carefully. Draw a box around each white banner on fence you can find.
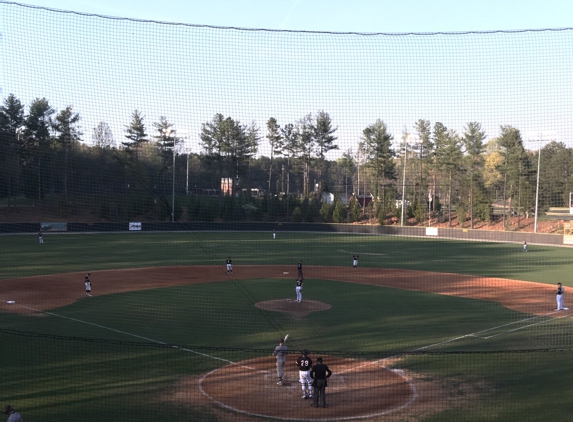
[564,235,573,245]
[129,222,142,231]
[426,227,438,236]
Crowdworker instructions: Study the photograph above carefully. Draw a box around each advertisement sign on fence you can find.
[426,227,438,236]
[129,222,142,231]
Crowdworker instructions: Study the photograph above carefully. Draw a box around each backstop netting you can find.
[1,2,573,421]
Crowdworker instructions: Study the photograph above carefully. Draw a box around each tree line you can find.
[1,93,572,225]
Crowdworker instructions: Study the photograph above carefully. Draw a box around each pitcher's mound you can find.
[255,299,331,316]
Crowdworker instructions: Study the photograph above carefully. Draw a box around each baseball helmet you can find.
[301,349,308,355]
[317,357,323,363]
[3,405,13,415]
[279,338,284,343]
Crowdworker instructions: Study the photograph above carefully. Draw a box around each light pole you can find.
[172,144,176,222]
[528,135,552,233]
[400,134,419,226]
[400,139,408,226]
[533,144,541,233]
[161,128,176,222]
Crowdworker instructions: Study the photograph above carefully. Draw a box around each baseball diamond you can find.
[0,265,567,421]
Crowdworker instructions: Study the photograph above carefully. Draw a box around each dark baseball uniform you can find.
[296,353,313,398]
[297,261,303,278]
[310,360,332,407]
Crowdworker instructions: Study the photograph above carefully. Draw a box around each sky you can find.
[1,1,572,157]
[9,0,573,33]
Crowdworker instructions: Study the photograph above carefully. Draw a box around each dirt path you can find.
[0,265,560,316]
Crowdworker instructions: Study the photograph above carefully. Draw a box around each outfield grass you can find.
[1,231,573,421]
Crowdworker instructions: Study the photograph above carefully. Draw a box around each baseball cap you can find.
[317,357,323,362]
[3,405,13,414]
[279,338,284,343]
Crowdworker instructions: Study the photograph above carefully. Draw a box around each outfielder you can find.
[38,231,44,244]
[272,338,288,385]
[226,257,233,275]
[352,253,359,269]
[295,278,304,302]
[556,282,569,310]
[296,350,313,399]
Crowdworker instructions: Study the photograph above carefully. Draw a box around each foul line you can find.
[3,299,568,421]
[0,299,251,367]
[417,310,568,350]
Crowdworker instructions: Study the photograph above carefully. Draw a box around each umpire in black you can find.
[310,357,332,408]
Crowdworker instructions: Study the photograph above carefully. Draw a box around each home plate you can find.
[7,301,15,304]
[283,272,289,274]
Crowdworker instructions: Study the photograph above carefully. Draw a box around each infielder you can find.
[352,253,359,269]
[272,338,288,385]
[523,241,527,252]
[295,278,304,302]
[556,282,569,311]
[296,350,313,399]
[297,260,303,278]
[226,257,233,275]
[84,274,92,297]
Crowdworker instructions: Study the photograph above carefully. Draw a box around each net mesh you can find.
[1,2,573,421]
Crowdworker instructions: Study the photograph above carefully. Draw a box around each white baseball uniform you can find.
[295,279,303,302]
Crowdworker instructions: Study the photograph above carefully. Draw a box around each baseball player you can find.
[297,260,303,278]
[226,257,233,275]
[352,253,359,269]
[273,230,276,239]
[556,282,569,311]
[3,405,23,422]
[295,278,304,302]
[272,338,288,385]
[84,274,92,297]
[523,241,527,252]
[38,231,44,244]
[296,350,313,399]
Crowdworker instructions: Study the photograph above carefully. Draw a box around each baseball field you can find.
[1,231,573,421]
